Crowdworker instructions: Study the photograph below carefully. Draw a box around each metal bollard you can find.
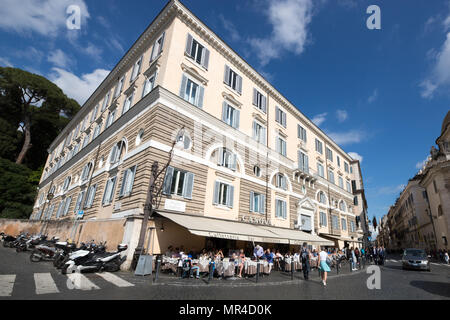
[256,262,260,283]
[208,263,213,283]
[291,261,294,280]
[153,256,161,283]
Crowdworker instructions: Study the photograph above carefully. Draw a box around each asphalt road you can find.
[0,246,449,300]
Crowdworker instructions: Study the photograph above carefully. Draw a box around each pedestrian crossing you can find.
[0,272,134,297]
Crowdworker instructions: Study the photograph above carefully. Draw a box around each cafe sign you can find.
[239,215,273,226]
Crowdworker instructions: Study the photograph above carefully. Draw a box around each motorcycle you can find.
[62,243,128,274]
[29,237,61,262]
[2,234,17,248]
[53,241,81,269]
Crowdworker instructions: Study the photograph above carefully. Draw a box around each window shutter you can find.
[231,153,237,171]
[253,89,257,106]
[252,121,257,139]
[275,106,280,123]
[182,172,194,199]
[305,154,309,173]
[88,185,97,208]
[179,74,187,98]
[224,65,230,85]
[185,33,193,56]
[282,175,287,190]
[233,109,240,129]
[262,96,267,113]
[222,102,228,122]
[284,201,287,219]
[237,75,242,94]
[261,127,266,145]
[298,151,302,170]
[217,148,224,166]
[162,166,174,195]
[213,181,220,204]
[249,191,254,212]
[120,169,129,196]
[276,138,280,153]
[197,85,204,108]
[202,48,210,69]
[183,136,191,150]
[282,111,286,127]
[227,185,234,208]
[260,194,265,214]
[158,32,165,56]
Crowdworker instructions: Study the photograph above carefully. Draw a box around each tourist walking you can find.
[318,247,331,286]
[301,242,310,280]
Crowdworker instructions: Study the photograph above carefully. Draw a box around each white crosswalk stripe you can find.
[66,273,100,291]
[95,272,134,287]
[0,275,16,297]
[389,259,398,263]
[34,273,59,295]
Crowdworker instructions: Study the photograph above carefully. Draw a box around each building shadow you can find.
[409,280,450,298]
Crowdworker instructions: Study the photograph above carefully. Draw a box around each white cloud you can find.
[49,68,109,105]
[348,152,363,163]
[311,112,327,126]
[415,155,431,169]
[377,184,405,196]
[219,14,241,42]
[0,0,89,37]
[336,109,348,122]
[249,0,314,65]
[327,130,365,145]
[420,31,450,98]
[0,57,13,67]
[48,49,71,69]
[367,89,378,103]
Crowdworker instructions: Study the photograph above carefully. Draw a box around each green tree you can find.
[0,158,37,219]
[0,67,80,169]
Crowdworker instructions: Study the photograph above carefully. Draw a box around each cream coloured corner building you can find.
[30,0,367,268]
[382,111,450,252]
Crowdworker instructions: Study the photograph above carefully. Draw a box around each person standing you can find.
[351,247,357,271]
[318,247,331,286]
[444,250,449,264]
[301,242,311,280]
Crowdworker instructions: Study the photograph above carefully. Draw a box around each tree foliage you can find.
[0,67,80,169]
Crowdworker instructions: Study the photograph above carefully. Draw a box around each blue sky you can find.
[0,0,449,222]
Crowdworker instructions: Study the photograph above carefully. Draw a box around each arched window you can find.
[216,147,237,170]
[318,191,327,204]
[275,173,287,190]
[110,140,126,164]
[136,129,144,146]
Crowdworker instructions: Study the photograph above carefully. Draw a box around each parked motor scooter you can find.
[62,243,128,274]
[53,241,79,268]
[29,238,60,262]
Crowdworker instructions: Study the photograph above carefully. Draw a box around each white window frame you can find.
[102,176,117,206]
[119,166,137,197]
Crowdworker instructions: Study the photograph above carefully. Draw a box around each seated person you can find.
[238,249,246,278]
[264,249,274,273]
[188,254,200,279]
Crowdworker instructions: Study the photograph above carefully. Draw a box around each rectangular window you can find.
[74,191,85,213]
[130,56,142,82]
[106,109,116,128]
[317,163,324,178]
[252,88,266,113]
[102,176,117,206]
[297,124,307,142]
[353,196,358,206]
[93,123,101,140]
[275,106,287,127]
[276,174,287,190]
[84,184,97,208]
[163,166,194,199]
[142,73,156,97]
[63,196,72,216]
[315,139,323,154]
[221,102,240,129]
[122,92,134,115]
[276,137,287,156]
[90,105,99,123]
[249,192,265,214]
[326,147,333,162]
[350,221,355,232]
[114,75,125,98]
[344,162,349,173]
[180,74,204,108]
[150,32,165,62]
[224,65,242,94]
[101,91,110,111]
[346,181,351,193]
[337,156,340,167]
[275,199,287,219]
[319,211,327,227]
[341,218,347,231]
[185,34,210,69]
[328,169,335,184]
[252,121,266,144]
[332,215,339,230]
[298,151,309,173]
[339,176,344,189]
[213,181,234,208]
[119,166,137,197]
